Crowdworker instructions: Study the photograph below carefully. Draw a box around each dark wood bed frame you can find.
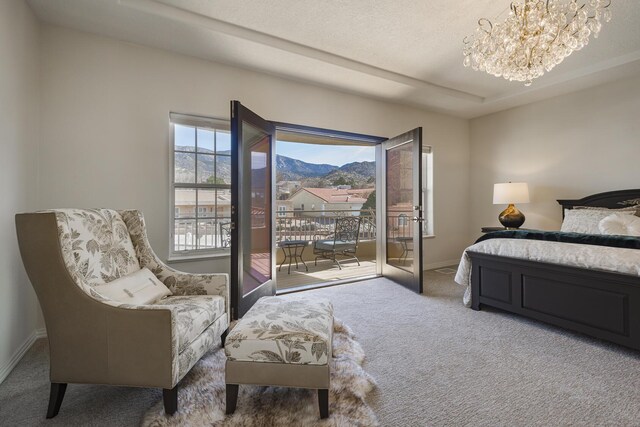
[469,189,640,351]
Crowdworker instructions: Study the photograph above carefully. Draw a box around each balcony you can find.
[275,209,377,290]
[173,209,414,290]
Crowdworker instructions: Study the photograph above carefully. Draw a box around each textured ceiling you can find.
[27,0,640,118]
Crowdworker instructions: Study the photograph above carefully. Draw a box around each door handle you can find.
[412,217,424,222]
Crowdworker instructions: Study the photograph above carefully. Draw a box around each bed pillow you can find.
[94,268,172,305]
[574,205,639,216]
[561,209,636,235]
[599,214,640,237]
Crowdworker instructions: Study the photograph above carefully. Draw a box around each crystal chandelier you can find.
[463,0,612,86]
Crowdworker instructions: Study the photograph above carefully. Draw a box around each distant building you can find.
[276,181,302,200]
[288,188,367,216]
[174,188,231,219]
[346,188,374,200]
[275,199,294,217]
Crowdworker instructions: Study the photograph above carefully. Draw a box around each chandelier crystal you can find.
[463,0,612,86]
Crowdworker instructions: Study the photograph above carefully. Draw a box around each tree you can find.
[361,191,376,212]
[206,176,227,185]
[332,175,355,186]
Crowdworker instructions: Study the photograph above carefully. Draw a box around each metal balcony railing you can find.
[173,209,416,251]
[276,209,376,242]
[173,219,231,251]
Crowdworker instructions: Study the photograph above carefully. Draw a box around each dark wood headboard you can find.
[557,189,640,218]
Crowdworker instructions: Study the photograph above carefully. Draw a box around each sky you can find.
[276,141,375,166]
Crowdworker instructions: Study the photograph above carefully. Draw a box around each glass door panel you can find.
[241,122,272,296]
[231,101,276,319]
[380,128,423,292]
[386,141,414,271]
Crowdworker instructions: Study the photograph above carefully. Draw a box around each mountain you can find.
[175,148,374,187]
[337,161,376,177]
[174,146,231,184]
[276,155,338,181]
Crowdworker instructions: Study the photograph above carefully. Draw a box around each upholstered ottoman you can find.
[224,295,333,419]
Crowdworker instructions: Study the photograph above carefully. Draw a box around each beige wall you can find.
[469,74,640,239]
[0,0,42,381]
[39,25,471,275]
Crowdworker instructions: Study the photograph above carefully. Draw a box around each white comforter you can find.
[454,239,640,307]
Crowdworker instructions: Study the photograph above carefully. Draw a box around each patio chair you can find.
[313,216,362,270]
[220,221,232,248]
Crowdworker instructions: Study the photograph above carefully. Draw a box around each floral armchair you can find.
[15,209,229,418]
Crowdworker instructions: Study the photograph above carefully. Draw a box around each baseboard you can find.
[0,327,46,384]
[424,259,459,270]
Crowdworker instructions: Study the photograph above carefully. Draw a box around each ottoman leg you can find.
[163,386,178,415]
[226,384,239,415]
[318,389,329,419]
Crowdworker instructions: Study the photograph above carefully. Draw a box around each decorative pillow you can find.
[561,209,636,235]
[574,205,640,218]
[94,268,172,305]
[574,205,639,213]
[599,214,640,237]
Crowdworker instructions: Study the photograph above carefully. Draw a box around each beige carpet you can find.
[2,269,640,426]
[141,319,377,426]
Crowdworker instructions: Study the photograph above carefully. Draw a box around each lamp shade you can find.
[493,182,530,205]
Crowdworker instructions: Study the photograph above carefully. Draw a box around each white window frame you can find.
[422,145,435,238]
[169,112,232,260]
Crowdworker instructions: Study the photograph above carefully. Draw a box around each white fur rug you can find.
[142,319,378,426]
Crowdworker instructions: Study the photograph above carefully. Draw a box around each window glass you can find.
[171,115,231,255]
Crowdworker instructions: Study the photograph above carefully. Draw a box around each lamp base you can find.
[498,204,525,228]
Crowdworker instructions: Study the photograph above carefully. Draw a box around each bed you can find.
[456,189,640,351]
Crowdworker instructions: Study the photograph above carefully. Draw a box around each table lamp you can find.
[493,182,530,228]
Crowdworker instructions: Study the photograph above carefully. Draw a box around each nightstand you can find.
[481,227,531,233]
[481,226,506,233]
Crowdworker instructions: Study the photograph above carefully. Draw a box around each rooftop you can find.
[290,188,368,204]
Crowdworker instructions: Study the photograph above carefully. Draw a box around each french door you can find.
[378,128,423,293]
[230,101,276,319]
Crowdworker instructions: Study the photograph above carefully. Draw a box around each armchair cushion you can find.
[55,209,140,291]
[154,295,225,353]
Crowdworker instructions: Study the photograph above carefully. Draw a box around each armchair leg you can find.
[226,384,239,415]
[163,386,178,415]
[221,328,229,346]
[318,388,329,419]
[46,382,67,419]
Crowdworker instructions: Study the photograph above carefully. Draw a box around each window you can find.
[422,146,435,237]
[170,113,231,256]
[277,206,287,217]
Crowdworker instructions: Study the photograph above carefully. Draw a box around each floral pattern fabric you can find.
[155,295,225,352]
[225,295,333,365]
[55,209,140,292]
[178,317,228,382]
